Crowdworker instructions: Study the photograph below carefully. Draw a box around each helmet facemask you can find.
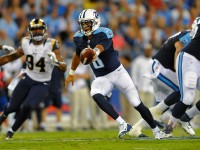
[190,17,200,39]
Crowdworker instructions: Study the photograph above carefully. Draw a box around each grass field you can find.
[0,127,200,150]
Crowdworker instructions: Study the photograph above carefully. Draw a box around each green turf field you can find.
[0,127,200,150]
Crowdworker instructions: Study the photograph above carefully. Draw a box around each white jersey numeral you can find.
[92,57,104,69]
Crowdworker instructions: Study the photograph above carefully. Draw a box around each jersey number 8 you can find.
[92,57,104,69]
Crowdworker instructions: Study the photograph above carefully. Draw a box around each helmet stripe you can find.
[83,9,88,18]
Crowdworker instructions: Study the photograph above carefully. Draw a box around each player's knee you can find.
[184,72,197,89]
[90,89,103,97]
[182,91,196,105]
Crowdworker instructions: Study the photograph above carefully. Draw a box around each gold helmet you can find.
[28,18,47,41]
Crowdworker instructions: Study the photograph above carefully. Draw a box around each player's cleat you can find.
[128,126,142,137]
[56,126,64,131]
[179,121,195,136]
[162,124,173,138]
[37,126,46,131]
[149,107,162,122]
[153,127,163,139]
[5,131,14,140]
[118,122,132,138]
[138,134,149,138]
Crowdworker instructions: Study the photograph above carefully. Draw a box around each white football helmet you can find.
[190,17,200,38]
[27,18,47,41]
[78,9,101,36]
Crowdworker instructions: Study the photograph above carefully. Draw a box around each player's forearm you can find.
[57,63,67,72]
[71,53,80,71]
[0,53,20,66]
[95,44,104,53]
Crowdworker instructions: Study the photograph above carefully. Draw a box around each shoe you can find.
[149,107,162,122]
[37,126,46,131]
[56,126,64,131]
[138,134,149,138]
[118,122,132,138]
[5,131,14,140]
[128,126,142,137]
[162,124,173,138]
[179,121,195,136]
[153,127,163,139]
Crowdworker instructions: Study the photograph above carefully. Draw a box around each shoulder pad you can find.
[93,27,114,39]
[21,36,31,45]
[74,31,84,38]
[179,33,191,47]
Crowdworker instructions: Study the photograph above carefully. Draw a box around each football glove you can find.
[47,51,59,66]
[2,45,16,53]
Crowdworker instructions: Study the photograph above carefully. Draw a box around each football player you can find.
[65,9,163,139]
[129,29,195,137]
[163,17,200,137]
[0,18,66,139]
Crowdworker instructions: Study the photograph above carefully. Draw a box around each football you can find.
[80,48,95,65]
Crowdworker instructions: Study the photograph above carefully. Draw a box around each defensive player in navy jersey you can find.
[0,18,66,139]
[65,9,163,139]
[129,30,195,137]
[163,17,200,137]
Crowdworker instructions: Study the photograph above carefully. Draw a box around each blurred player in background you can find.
[163,17,200,137]
[0,18,66,139]
[37,67,65,131]
[129,29,195,137]
[65,9,163,139]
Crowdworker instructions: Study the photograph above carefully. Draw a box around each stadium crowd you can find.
[0,0,200,132]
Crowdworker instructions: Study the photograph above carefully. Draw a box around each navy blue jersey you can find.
[74,27,121,77]
[152,30,190,71]
[182,25,200,61]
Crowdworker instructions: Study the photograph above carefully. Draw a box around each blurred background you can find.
[0,0,200,133]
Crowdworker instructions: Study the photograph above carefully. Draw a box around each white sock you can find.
[168,115,179,127]
[155,101,169,112]
[9,128,14,133]
[186,105,200,118]
[116,116,125,125]
[152,126,160,132]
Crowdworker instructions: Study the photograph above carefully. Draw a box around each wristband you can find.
[56,61,66,65]
[93,48,100,56]
[69,69,75,75]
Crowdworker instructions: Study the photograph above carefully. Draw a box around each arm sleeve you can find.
[98,32,113,50]
[73,37,82,56]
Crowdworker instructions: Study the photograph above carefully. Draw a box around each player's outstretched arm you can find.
[65,53,80,87]
[0,47,24,66]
